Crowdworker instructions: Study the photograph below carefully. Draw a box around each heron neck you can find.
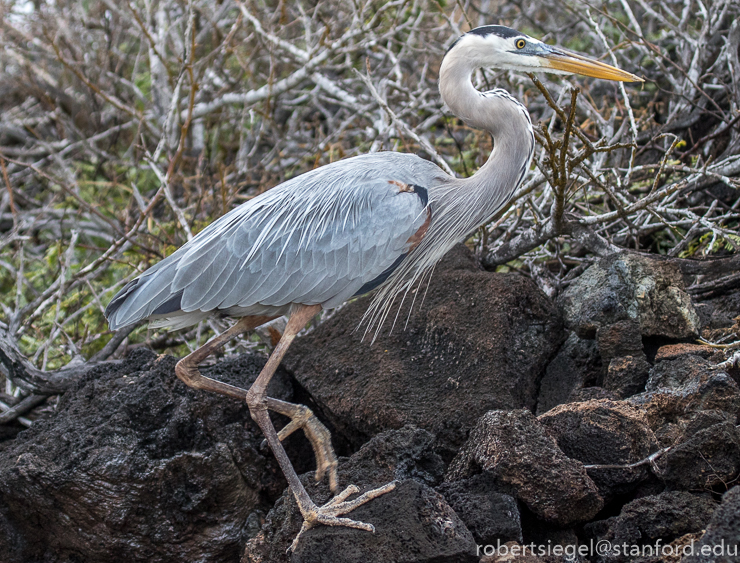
[438,52,534,198]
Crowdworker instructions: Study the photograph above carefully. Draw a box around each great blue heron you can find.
[106,25,640,548]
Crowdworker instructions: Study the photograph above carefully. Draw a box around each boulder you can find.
[694,287,740,330]
[446,409,603,526]
[538,400,659,497]
[584,491,718,563]
[244,426,476,563]
[681,485,740,563]
[596,319,644,363]
[646,355,717,392]
[654,343,716,362]
[628,357,740,441]
[0,349,294,563]
[283,245,564,458]
[437,473,522,545]
[558,253,700,340]
[661,422,740,490]
[536,332,602,415]
[603,355,651,398]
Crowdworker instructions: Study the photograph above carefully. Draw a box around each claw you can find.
[264,398,340,492]
[288,481,397,552]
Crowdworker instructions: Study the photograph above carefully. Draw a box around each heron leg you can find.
[264,397,339,492]
[174,315,339,487]
[174,315,276,401]
[245,304,396,551]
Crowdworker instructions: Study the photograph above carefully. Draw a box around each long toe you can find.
[322,481,397,517]
[266,397,340,491]
[301,415,339,491]
[290,480,397,552]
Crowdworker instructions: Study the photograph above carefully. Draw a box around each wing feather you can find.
[106,152,446,330]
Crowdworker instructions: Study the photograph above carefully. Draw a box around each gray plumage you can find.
[106,25,639,333]
[107,153,444,330]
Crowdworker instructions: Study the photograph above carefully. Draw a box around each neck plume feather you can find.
[361,44,535,337]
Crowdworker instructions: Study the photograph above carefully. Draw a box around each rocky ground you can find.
[1,246,738,563]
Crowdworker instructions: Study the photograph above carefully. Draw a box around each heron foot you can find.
[289,481,397,552]
[264,397,339,492]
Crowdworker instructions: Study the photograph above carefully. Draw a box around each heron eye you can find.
[516,38,526,49]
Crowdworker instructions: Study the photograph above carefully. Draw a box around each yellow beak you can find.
[541,48,643,82]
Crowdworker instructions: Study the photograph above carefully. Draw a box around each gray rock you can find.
[283,245,564,458]
[536,332,602,415]
[629,359,740,442]
[538,399,659,498]
[0,349,294,563]
[681,486,740,563]
[569,387,619,402]
[331,424,446,487]
[292,480,477,563]
[603,355,651,398]
[584,491,718,563]
[596,319,644,363]
[683,409,737,437]
[437,473,522,545]
[558,253,700,340]
[661,422,740,491]
[244,426,475,563]
[446,409,603,526]
[646,355,716,392]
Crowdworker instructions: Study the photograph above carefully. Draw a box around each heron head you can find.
[451,25,643,82]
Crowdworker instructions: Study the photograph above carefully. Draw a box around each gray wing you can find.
[106,153,443,330]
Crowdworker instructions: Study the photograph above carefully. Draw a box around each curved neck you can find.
[439,50,534,198]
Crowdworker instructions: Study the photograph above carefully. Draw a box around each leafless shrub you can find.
[0,0,738,421]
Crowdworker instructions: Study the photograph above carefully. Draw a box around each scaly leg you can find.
[174,315,339,487]
[175,315,275,400]
[265,396,338,492]
[245,304,396,551]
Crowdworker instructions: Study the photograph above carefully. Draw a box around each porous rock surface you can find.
[681,486,740,563]
[629,355,740,442]
[558,253,700,339]
[536,332,602,415]
[283,245,564,458]
[661,421,740,490]
[446,409,603,526]
[243,426,477,563]
[437,473,522,546]
[538,399,659,498]
[0,348,293,563]
[2,248,738,562]
[584,491,718,563]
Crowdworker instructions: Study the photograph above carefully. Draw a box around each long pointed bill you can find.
[540,47,643,82]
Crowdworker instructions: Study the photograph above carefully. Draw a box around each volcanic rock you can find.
[629,357,740,442]
[569,387,619,402]
[661,421,740,490]
[437,473,522,545]
[538,399,659,497]
[0,348,294,563]
[558,253,700,340]
[283,245,564,458]
[681,485,740,563]
[446,409,603,526]
[654,343,716,362]
[584,491,718,563]
[603,355,651,398]
[536,332,602,414]
[244,426,476,563]
[596,319,644,363]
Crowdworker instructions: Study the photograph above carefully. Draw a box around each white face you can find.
[454,31,554,74]
[451,27,642,82]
